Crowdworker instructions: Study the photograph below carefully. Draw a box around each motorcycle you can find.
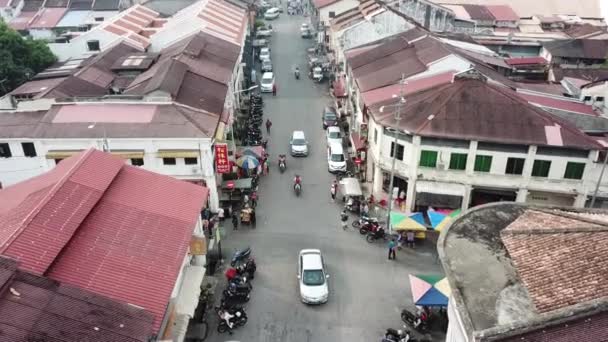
[228,275,253,290]
[340,211,349,230]
[294,183,302,196]
[222,288,251,302]
[366,228,387,243]
[384,327,411,342]
[401,309,428,333]
[216,306,248,333]
[230,247,252,266]
[295,68,300,79]
[278,155,286,173]
[352,216,379,230]
[236,258,257,279]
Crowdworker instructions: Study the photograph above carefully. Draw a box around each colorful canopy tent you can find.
[390,212,426,238]
[409,212,426,226]
[236,155,260,170]
[433,209,462,232]
[428,211,447,229]
[237,146,265,159]
[409,274,451,307]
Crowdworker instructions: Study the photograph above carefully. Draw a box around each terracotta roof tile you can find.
[501,210,608,313]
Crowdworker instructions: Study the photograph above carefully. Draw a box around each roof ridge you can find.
[412,80,464,134]
[173,102,219,137]
[0,149,97,255]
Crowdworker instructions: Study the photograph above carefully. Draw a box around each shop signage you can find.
[215,143,230,173]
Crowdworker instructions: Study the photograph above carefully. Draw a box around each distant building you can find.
[0,148,209,340]
[439,202,608,342]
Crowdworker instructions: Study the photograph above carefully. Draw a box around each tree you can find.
[0,22,56,95]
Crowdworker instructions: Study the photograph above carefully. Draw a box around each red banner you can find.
[215,143,230,173]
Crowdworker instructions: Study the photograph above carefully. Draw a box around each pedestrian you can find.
[251,191,258,208]
[265,119,272,134]
[330,180,337,202]
[264,158,269,175]
[202,207,210,220]
[251,208,257,228]
[272,83,277,96]
[232,212,239,230]
[218,207,225,221]
[243,193,249,207]
[361,202,369,217]
[406,230,415,248]
[208,217,216,238]
[388,239,397,260]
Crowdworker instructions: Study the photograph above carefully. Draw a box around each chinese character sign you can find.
[215,143,230,173]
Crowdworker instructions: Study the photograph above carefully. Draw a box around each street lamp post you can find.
[379,75,407,234]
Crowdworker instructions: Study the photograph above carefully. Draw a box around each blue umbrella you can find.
[236,155,259,170]
[409,212,426,226]
[428,211,448,229]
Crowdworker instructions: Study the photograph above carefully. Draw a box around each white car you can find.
[259,47,270,62]
[327,142,347,173]
[260,72,274,93]
[256,28,273,38]
[264,7,280,20]
[298,249,329,304]
[326,126,342,146]
[261,58,273,72]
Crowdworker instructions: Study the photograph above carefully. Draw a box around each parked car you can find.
[264,7,280,20]
[290,130,309,157]
[326,126,342,146]
[260,72,274,93]
[327,142,347,173]
[256,27,273,38]
[262,58,273,72]
[322,106,338,129]
[298,249,329,304]
[259,47,271,62]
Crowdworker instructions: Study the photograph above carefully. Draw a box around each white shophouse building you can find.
[0,100,222,210]
[365,72,602,211]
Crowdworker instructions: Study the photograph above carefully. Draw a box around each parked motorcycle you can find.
[366,228,387,243]
[216,305,248,333]
[236,258,257,279]
[229,275,253,290]
[353,216,380,232]
[223,286,251,301]
[230,247,252,266]
[401,309,428,333]
[384,327,411,342]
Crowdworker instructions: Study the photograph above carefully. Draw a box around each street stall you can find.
[409,274,450,307]
[339,177,363,213]
[390,212,427,239]
[220,178,255,211]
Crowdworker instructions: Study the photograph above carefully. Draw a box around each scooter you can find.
[295,68,300,79]
[278,155,286,173]
[236,258,257,279]
[294,183,302,196]
[352,216,380,230]
[222,289,251,303]
[401,309,429,333]
[366,228,387,243]
[230,247,252,266]
[384,326,411,342]
[229,275,253,290]
[216,306,248,333]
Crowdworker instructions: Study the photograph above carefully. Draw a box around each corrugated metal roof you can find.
[543,39,608,60]
[361,71,455,106]
[9,11,37,30]
[101,5,160,49]
[462,4,495,21]
[518,93,598,116]
[505,56,547,66]
[0,149,208,333]
[312,0,338,9]
[55,10,92,27]
[485,5,518,21]
[92,0,120,10]
[370,77,600,150]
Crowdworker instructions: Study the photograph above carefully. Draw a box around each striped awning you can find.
[157,150,199,158]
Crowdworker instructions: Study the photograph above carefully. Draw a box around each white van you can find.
[327,142,346,173]
[291,130,309,157]
[260,72,274,93]
[265,7,280,20]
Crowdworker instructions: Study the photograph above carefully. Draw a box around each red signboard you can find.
[215,143,230,173]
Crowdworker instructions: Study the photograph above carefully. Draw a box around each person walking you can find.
[264,158,270,175]
[388,239,397,260]
[272,83,277,96]
[265,119,272,134]
[218,207,225,221]
[232,212,239,230]
[251,191,258,208]
[406,230,415,248]
[330,180,337,202]
[251,208,257,228]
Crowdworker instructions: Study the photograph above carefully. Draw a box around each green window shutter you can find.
[474,155,492,172]
[531,160,551,177]
[449,153,467,170]
[419,150,438,167]
[564,162,585,179]
[505,158,525,175]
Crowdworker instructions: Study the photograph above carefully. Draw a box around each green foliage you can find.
[0,22,56,95]
[254,19,265,28]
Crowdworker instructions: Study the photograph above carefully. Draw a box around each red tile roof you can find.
[370,76,600,150]
[518,92,598,116]
[0,149,208,332]
[0,256,155,342]
[313,0,338,9]
[485,5,519,21]
[505,56,548,66]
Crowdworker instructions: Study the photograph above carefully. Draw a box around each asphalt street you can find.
[205,11,444,342]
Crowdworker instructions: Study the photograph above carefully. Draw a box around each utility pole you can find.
[386,74,406,234]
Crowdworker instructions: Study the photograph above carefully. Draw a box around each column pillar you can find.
[373,159,383,196]
[405,178,416,214]
[516,188,528,203]
[574,193,587,208]
[522,145,537,180]
[465,140,477,176]
[461,185,472,211]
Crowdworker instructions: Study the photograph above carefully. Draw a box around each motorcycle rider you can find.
[219,308,235,333]
[279,154,286,168]
[295,66,300,79]
[414,306,428,329]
